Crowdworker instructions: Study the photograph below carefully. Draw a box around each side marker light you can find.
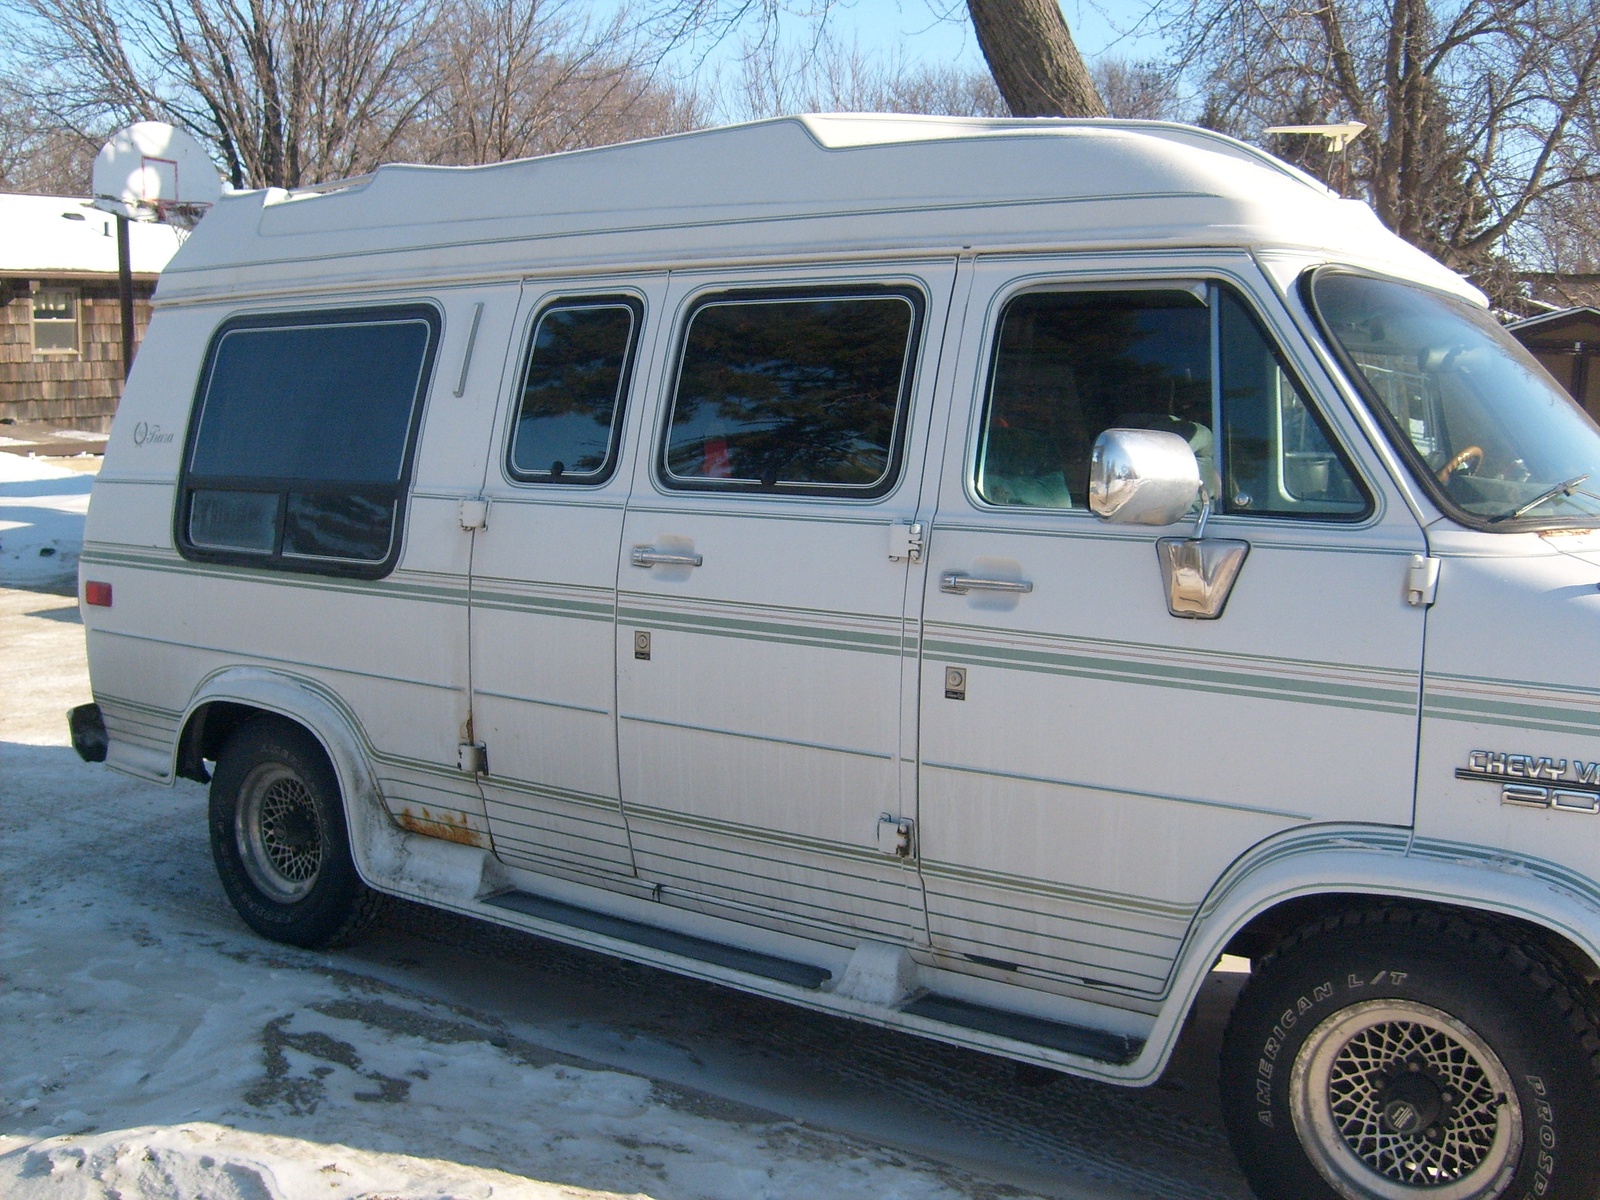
[85,581,113,607]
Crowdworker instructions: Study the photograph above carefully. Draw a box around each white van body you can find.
[77,115,1600,1200]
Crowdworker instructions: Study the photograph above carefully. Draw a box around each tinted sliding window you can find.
[508,298,640,483]
[975,286,1365,518]
[178,305,439,577]
[661,290,920,496]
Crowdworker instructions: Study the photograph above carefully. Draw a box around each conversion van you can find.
[70,115,1600,1200]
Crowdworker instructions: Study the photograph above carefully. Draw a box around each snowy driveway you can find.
[0,457,1253,1200]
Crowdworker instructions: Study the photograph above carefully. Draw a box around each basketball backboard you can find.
[92,122,224,227]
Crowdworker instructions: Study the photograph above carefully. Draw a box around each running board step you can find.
[902,993,1143,1064]
[483,889,832,991]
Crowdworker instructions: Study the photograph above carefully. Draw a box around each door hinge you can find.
[877,814,915,858]
[1406,554,1440,607]
[888,521,924,563]
[458,741,488,775]
[458,498,489,531]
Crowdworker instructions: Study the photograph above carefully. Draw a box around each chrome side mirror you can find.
[1089,428,1249,620]
[1089,429,1202,526]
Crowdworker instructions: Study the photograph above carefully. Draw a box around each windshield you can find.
[1309,270,1600,528]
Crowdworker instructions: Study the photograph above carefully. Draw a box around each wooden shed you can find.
[1508,306,1600,421]
[0,194,182,432]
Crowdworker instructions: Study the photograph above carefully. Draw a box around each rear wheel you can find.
[1219,907,1600,1200]
[209,716,383,948]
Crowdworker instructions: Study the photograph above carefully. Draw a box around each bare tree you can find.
[0,73,101,193]
[11,0,440,189]
[639,0,1107,117]
[411,0,702,166]
[1170,0,1600,295]
[1093,56,1180,120]
[728,31,1004,120]
[5,0,705,189]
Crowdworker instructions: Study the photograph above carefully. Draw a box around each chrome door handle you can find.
[631,546,703,568]
[940,571,1033,595]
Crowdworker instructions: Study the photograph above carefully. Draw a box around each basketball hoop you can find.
[92,122,224,226]
[154,199,214,231]
[91,122,225,380]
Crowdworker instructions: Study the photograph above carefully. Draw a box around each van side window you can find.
[975,287,1366,518]
[661,290,920,497]
[177,306,439,577]
[507,299,641,484]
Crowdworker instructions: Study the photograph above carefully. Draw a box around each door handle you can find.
[940,571,1033,595]
[631,546,703,569]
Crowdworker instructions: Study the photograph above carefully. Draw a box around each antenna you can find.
[1264,121,1367,196]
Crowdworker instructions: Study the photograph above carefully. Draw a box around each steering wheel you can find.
[1436,445,1483,483]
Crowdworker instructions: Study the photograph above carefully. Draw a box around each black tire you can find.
[208,716,384,949]
[1220,906,1600,1200]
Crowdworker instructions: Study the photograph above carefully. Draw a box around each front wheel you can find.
[1220,907,1600,1200]
[209,716,383,949]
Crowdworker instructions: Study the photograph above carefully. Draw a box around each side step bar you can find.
[903,993,1141,1064]
[481,887,1143,1068]
[484,889,833,990]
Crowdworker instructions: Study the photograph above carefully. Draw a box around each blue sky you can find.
[812,0,1171,65]
[650,0,1173,82]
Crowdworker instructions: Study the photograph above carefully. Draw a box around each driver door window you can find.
[975,285,1367,519]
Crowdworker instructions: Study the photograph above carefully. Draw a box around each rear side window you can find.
[177,305,439,577]
[660,290,921,497]
[507,298,640,484]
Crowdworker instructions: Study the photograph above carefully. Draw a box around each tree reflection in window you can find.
[664,293,918,495]
[509,301,638,483]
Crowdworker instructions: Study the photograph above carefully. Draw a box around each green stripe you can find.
[80,545,470,606]
[924,634,1416,715]
[921,857,1196,923]
[619,603,902,656]
[624,801,896,871]
[924,759,1312,821]
[483,775,621,812]
[1423,693,1600,737]
[622,712,894,760]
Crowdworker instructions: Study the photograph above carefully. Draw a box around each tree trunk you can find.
[966,0,1106,118]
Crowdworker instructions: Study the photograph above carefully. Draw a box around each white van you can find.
[70,115,1600,1200]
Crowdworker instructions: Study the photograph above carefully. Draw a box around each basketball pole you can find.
[116,213,135,381]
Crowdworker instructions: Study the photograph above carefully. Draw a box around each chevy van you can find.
[70,115,1600,1200]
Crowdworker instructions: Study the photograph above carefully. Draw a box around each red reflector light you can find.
[85,581,113,607]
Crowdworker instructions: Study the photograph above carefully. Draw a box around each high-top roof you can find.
[159,114,1468,302]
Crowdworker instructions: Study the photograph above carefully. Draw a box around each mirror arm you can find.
[1193,485,1214,541]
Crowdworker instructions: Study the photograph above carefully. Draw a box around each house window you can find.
[32,288,80,353]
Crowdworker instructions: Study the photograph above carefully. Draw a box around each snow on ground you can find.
[0,455,1251,1200]
[0,451,95,588]
[0,456,993,1200]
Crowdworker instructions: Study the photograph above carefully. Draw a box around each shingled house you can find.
[1,194,183,432]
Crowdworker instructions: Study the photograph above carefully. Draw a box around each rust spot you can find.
[396,806,488,848]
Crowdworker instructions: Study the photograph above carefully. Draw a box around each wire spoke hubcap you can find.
[1290,999,1521,1200]
[237,763,324,903]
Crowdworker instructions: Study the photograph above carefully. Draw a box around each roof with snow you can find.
[160,114,1471,303]
[0,193,184,278]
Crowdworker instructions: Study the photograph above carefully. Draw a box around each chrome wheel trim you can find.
[1289,999,1521,1200]
[235,762,324,903]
